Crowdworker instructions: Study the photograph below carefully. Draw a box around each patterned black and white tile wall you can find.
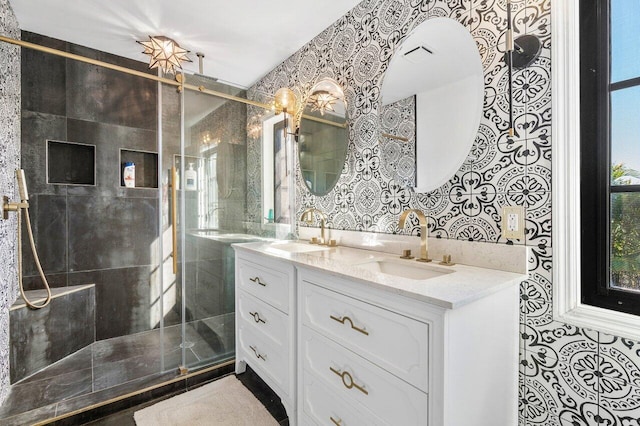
[0,0,20,406]
[380,95,416,188]
[248,0,640,424]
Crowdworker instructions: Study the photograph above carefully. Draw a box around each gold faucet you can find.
[398,209,432,262]
[300,208,327,245]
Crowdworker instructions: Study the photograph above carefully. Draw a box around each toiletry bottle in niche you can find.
[123,162,135,188]
[185,163,197,191]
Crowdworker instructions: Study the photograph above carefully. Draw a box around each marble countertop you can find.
[233,241,527,309]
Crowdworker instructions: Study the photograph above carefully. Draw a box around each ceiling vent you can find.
[403,45,433,64]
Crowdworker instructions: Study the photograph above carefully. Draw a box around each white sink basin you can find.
[266,242,330,254]
[355,258,452,280]
[195,234,268,244]
[212,234,263,242]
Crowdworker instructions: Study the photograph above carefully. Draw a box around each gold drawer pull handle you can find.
[249,276,266,286]
[249,311,266,324]
[330,416,342,425]
[329,315,369,336]
[249,345,267,361]
[329,366,369,395]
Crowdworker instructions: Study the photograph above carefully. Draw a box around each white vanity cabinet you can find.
[235,251,296,422]
[297,267,519,426]
[234,244,522,426]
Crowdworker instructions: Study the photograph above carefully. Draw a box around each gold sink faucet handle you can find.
[398,209,432,263]
[300,208,327,245]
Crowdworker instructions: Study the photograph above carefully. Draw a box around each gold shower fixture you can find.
[137,36,192,74]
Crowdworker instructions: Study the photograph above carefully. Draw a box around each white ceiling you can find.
[9,0,362,88]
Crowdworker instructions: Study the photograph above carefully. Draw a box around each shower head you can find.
[194,52,218,82]
[16,169,29,202]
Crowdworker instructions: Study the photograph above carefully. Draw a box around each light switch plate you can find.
[502,205,525,239]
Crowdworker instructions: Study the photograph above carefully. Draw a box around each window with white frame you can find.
[554,0,640,339]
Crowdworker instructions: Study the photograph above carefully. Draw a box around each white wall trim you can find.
[552,0,640,340]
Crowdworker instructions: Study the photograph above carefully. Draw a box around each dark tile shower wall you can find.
[10,286,95,383]
[20,31,159,341]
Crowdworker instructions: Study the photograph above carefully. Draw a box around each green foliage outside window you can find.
[611,163,640,290]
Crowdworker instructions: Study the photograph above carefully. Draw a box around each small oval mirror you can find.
[380,17,484,193]
[297,78,349,196]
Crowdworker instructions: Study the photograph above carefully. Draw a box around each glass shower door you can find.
[160,74,248,373]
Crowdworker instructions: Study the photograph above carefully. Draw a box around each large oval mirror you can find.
[380,17,484,193]
[297,78,349,196]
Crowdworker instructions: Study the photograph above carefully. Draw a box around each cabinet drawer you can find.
[301,281,429,391]
[302,327,427,426]
[302,368,384,426]
[237,258,292,314]
[237,289,288,347]
[238,323,290,395]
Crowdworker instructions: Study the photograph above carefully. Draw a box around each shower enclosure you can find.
[159,73,253,372]
[0,34,265,424]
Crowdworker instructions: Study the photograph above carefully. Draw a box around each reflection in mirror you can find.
[380,17,484,193]
[262,113,295,239]
[298,78,349,196]
[180,73,248,230]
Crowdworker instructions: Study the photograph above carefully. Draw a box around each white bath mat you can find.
[134,375,279,426]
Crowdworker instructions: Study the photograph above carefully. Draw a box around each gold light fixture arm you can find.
[380,132,410,142]
[300,113,347,129]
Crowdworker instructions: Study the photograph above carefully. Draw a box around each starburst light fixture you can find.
[137,36,192,74]
[307,90,339,116]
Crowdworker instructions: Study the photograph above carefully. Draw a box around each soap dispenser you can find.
[185,163,197,191]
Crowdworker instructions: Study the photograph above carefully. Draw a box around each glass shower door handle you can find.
[171,166,178,274]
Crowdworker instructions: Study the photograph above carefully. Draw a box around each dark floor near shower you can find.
[0,314,234,426]
[82,367,289,426]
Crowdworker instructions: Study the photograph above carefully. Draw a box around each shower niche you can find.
[119,149,159,188]
[46,140,96,185]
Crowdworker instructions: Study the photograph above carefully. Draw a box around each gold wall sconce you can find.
[137,35,192,74]
[273,87,298,115]
[273,87,299,137]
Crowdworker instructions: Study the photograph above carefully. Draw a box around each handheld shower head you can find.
[16,169,29,202]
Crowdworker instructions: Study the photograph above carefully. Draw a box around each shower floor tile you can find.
[0,367,93,418]
[0,315,234,425]
[0,403,58,426]
[18,345,92,384]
